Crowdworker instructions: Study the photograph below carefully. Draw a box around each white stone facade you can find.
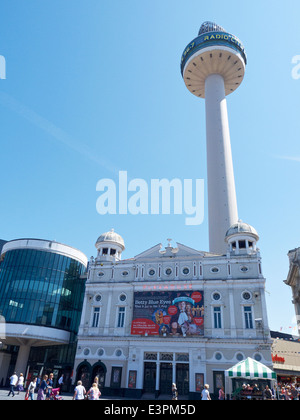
[74,228,272,398]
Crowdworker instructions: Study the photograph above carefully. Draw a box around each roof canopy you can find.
[225,358,276,380]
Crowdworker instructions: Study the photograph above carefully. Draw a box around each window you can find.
[102,248,108,255]
[145,353,157,360]
[117,307,125,328]
[236,353,244,361]
[244,306,253,329]
[213,292,221,301]
[213,307,222,329]
[83,348,90,356]
[92,307,100,328]
[254,353,262,362]
[110,249,116,256]
[242,291,251,301]
[110,367,122,389]
[160,353,173,361]
[239,240,246,249]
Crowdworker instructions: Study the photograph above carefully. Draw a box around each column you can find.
[15,344,31,377]
[228,284,237,338]
[104,289,113,335]
[155,362,160,392]
[205,74,238,254]
[172,363,176,385]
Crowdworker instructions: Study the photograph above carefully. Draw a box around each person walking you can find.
[35,375,41,393]
[58,374,64,395]
[7,372,18,397]
[46,372,54,400]
[17,373,24,394]
[263,385,273,400]
[27,377,37,400]
[171,383,178,400]
[73,380,86,400]
[201,384,211,401]
[37,375,48,400]
[87,383,101,400]
[218,386,225,400]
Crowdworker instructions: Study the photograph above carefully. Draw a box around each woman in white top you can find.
[201,384,211,400]
[73,380,86,400]
[27,377,37,400]
[17,373,24,394]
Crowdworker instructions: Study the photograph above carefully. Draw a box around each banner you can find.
[131,290,204,336]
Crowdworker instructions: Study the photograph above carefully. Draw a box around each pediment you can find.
[134,242,206,260]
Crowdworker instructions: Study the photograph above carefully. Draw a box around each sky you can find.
[0,0,300,334]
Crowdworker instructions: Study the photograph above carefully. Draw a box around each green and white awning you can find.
[225,357,276,380]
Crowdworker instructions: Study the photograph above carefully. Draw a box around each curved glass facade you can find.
[0,248,86,334]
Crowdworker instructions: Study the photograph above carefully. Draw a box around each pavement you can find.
[0,388,186,401]
[0,388,73,400]
[0,388,151,401]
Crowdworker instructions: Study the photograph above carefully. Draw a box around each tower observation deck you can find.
[181,22,247,255]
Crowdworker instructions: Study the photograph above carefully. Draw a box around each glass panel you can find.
[0,249,86,333]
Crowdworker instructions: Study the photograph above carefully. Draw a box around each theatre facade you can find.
[74,226,273,399]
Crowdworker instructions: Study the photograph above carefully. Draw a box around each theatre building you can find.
[74,226,273,399]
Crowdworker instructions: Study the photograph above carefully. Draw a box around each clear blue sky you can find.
[0,0,300,334]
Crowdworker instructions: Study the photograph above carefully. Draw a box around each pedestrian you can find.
[201,384,211,401]
[35,375,41,393]
[291,385,299,400]
[27,377,37,400]
[58,374,64,395]
[46,372,54,400]
[171,383,178,400]
[94,376,99,388]
[37,375,48,400]
[263,385,273,400]
[17,373,24,394]
[218,386,225,400]
[73,380,86,400]
[87,383,101,400]
[7,372,18,397]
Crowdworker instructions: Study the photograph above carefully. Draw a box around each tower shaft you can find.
[181,21,247,254]
[205,74,238,254]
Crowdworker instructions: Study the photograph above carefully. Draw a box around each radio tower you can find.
[181,22,247,254]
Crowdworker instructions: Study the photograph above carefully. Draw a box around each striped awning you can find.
[225,357,276,380]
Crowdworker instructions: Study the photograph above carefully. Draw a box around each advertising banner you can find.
[131,290,204,336]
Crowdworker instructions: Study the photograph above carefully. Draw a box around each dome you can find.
[225,221,259,240]
[95,229,125,250]
[198,21,226,35]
